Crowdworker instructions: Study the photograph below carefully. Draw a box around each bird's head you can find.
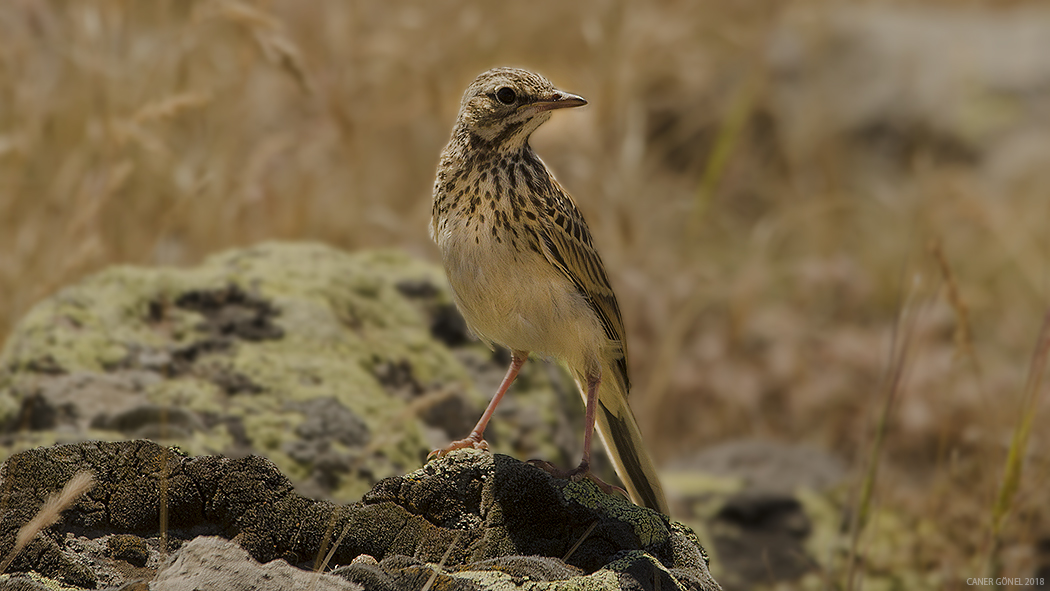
[454,67,586,151]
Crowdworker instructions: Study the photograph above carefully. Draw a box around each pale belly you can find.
[438,228,605,371]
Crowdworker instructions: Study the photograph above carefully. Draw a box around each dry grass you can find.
[1,0,1048,587]
[0,471,95,574]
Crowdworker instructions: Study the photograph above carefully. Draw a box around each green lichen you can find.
[0,572,86,591]
[0,242,577,503]
[562,479,670,548]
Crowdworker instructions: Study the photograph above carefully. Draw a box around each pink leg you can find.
[576,373,600,475]
[530,371,627,498]
[429,351,528,459]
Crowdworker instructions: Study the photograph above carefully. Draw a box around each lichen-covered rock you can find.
[0,440,720,590]
[664,440,847,589]
[0,242,579,501]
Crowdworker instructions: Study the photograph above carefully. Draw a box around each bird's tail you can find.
[575,367,669,514]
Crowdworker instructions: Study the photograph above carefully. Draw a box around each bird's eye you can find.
[495,87,517,105]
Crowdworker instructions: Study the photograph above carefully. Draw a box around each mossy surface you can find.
[0,242,574,501]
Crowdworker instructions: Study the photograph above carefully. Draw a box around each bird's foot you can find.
[528,459,629,499]
[427,434,489,461]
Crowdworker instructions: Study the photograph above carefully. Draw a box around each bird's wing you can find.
[536,184,630,393]
[536,183,671,512]
[531,177,669,513]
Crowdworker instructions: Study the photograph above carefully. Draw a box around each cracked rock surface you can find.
[0,440,720,590]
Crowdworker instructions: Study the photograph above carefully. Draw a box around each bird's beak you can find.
[524,91,587,113]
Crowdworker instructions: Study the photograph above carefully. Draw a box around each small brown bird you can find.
[430,67,668,514]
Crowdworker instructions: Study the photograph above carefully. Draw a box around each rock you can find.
[670,439,847,496]
[0,574,75,590]
[152,537,363,591]
[0,440,721,590]
[665,440,846,590]
[0,242,579,502]
[107,534,149,568]
[768,6,1050,189]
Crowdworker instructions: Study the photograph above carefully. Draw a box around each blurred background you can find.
[1,0,1049,588]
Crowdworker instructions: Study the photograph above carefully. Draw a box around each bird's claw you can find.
[527,459,629,499]
[427,436,489,461]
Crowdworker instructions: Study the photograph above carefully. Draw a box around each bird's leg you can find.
[428,350,528,459]
[530,372,628,499]
[573,372,600,477]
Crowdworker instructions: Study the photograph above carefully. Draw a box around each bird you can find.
[429,67,669,514]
